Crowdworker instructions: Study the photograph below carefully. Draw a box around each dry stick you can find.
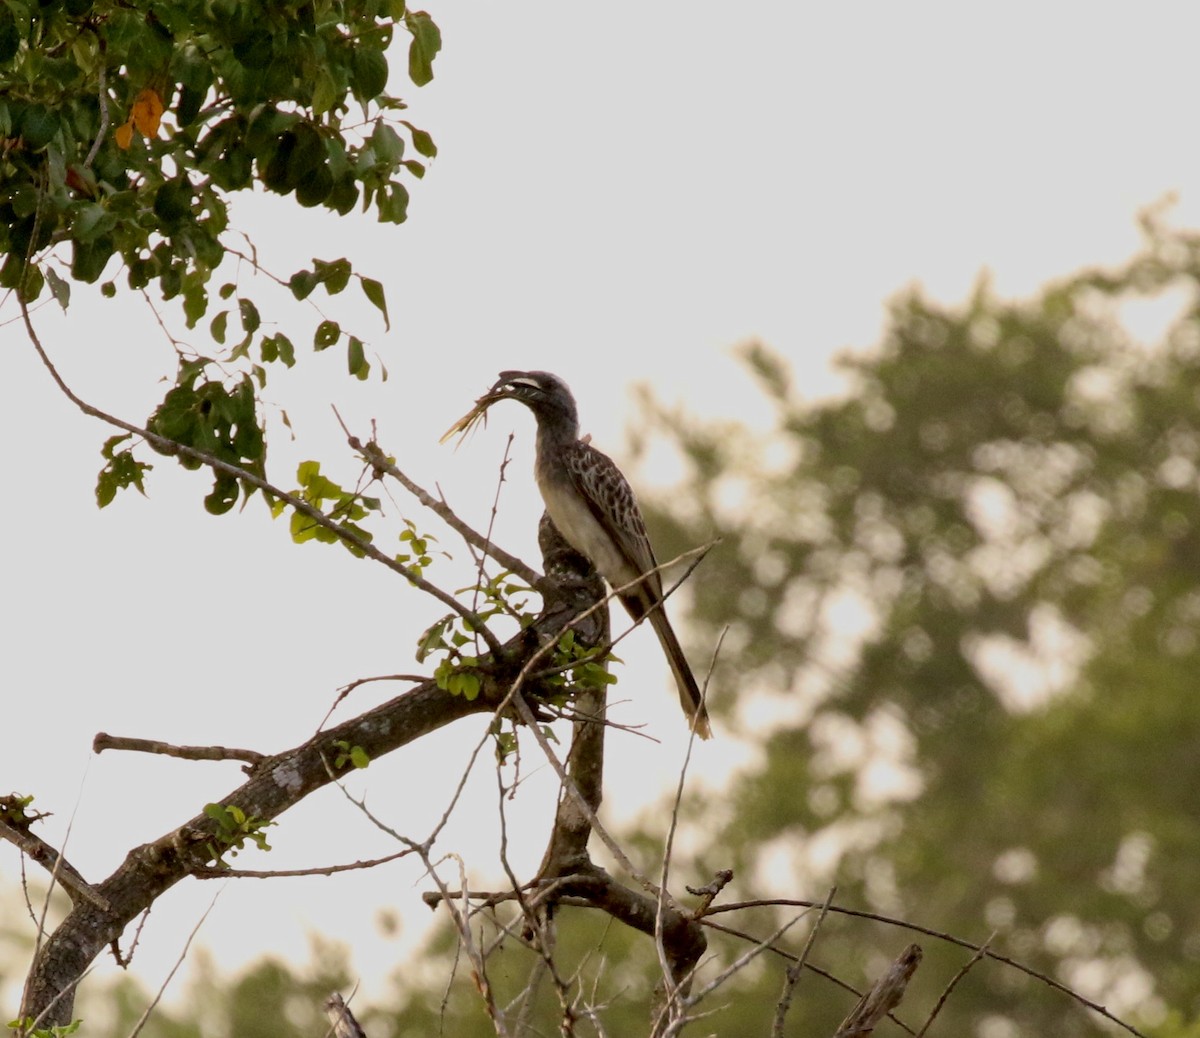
[30,759,93,963]
[467,434,528,633]
[353,435,547,592]
[656,913,813,1038]
[699,917,915,1036]
[771,885,837,1038]
[319,674,430,729]
[192,849,413,880]
[82,63,108,169]
[111,906,151,968]
[93,732,265,766]
[512,696,656,898]
[652,627,727,1027]
[322,738,512,1036]
[20,302,503,657]
[494,795,578,1038]
[914,933,994,1038]
[832,943,922,1038]
[126,891,221,1038]
[704,898,1146,1038]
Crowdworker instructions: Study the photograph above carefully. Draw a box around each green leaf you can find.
[405,11,442,87]
[275,332,296,367]
[0,7,18,64]
[72,203,113,243]
[238,298,261,334]
[347,335,369,379]
[377,182,409,224]
[313,257,352,294]
[183,279,207,328]
[96,448,151,508]
[350,46,389,102]
[370,120,405,165]
[314,320,340,350]
[289,269,319,300]
[359,277,390,330]
[349,746,370,769]
[204,475,240,515]
[402,120,438,158]
[211,310,229,344]
[44,267,70,311]
[311,68,338,116]
[20,104,59,150]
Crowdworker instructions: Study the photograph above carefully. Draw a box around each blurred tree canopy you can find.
[628,214,1200,1036]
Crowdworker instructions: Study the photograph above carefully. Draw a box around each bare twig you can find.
[20,302,502,656]
[703,898,1147,1037]
[659,912,811,1038]
[192,849,414,880]
[93,733,264,766]
[83,64,108,169]
[914,933,995,1038]
[771,886,836,1037]
[126,892,221,1038]
[352,434,548,592]
[319,673,430,729]
[698,917,912,1034]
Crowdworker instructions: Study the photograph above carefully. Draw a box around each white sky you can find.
[4,0,1200,1016]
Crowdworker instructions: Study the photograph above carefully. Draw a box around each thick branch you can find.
[0,819,109,911]
[19,546,595,1028]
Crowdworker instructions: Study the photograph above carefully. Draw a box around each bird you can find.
[455,370,712,739]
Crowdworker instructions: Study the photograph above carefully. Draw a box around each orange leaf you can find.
[131,88,163,138]
[114,119,134,150]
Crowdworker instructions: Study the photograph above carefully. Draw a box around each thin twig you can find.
[83,63,108,169]
[703,898,1147,1037]
[658,912,810,1038]
[698,917,915,1035]
[652,627,725,1019]
[192,849,414,879]
[20,302,502,655]
[771,885,836,1037]
[914,933,995,1038]
[126,891,221,1038]
[352,434,547,592]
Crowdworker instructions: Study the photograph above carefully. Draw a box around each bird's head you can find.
[441,370,579,444]
[487,370,577,423]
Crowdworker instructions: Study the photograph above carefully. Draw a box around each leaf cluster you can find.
[1,0,439,300]
[274,459,382,552]
[3,0,437,516]
[202,802,275,865]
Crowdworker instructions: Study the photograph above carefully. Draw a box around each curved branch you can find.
[19,302,503,657]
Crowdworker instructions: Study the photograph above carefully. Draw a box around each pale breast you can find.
[536,466,639,588]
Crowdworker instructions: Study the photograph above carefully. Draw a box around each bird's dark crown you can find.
[490,370,580,441]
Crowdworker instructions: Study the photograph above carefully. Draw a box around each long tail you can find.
[645,608,713,740]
